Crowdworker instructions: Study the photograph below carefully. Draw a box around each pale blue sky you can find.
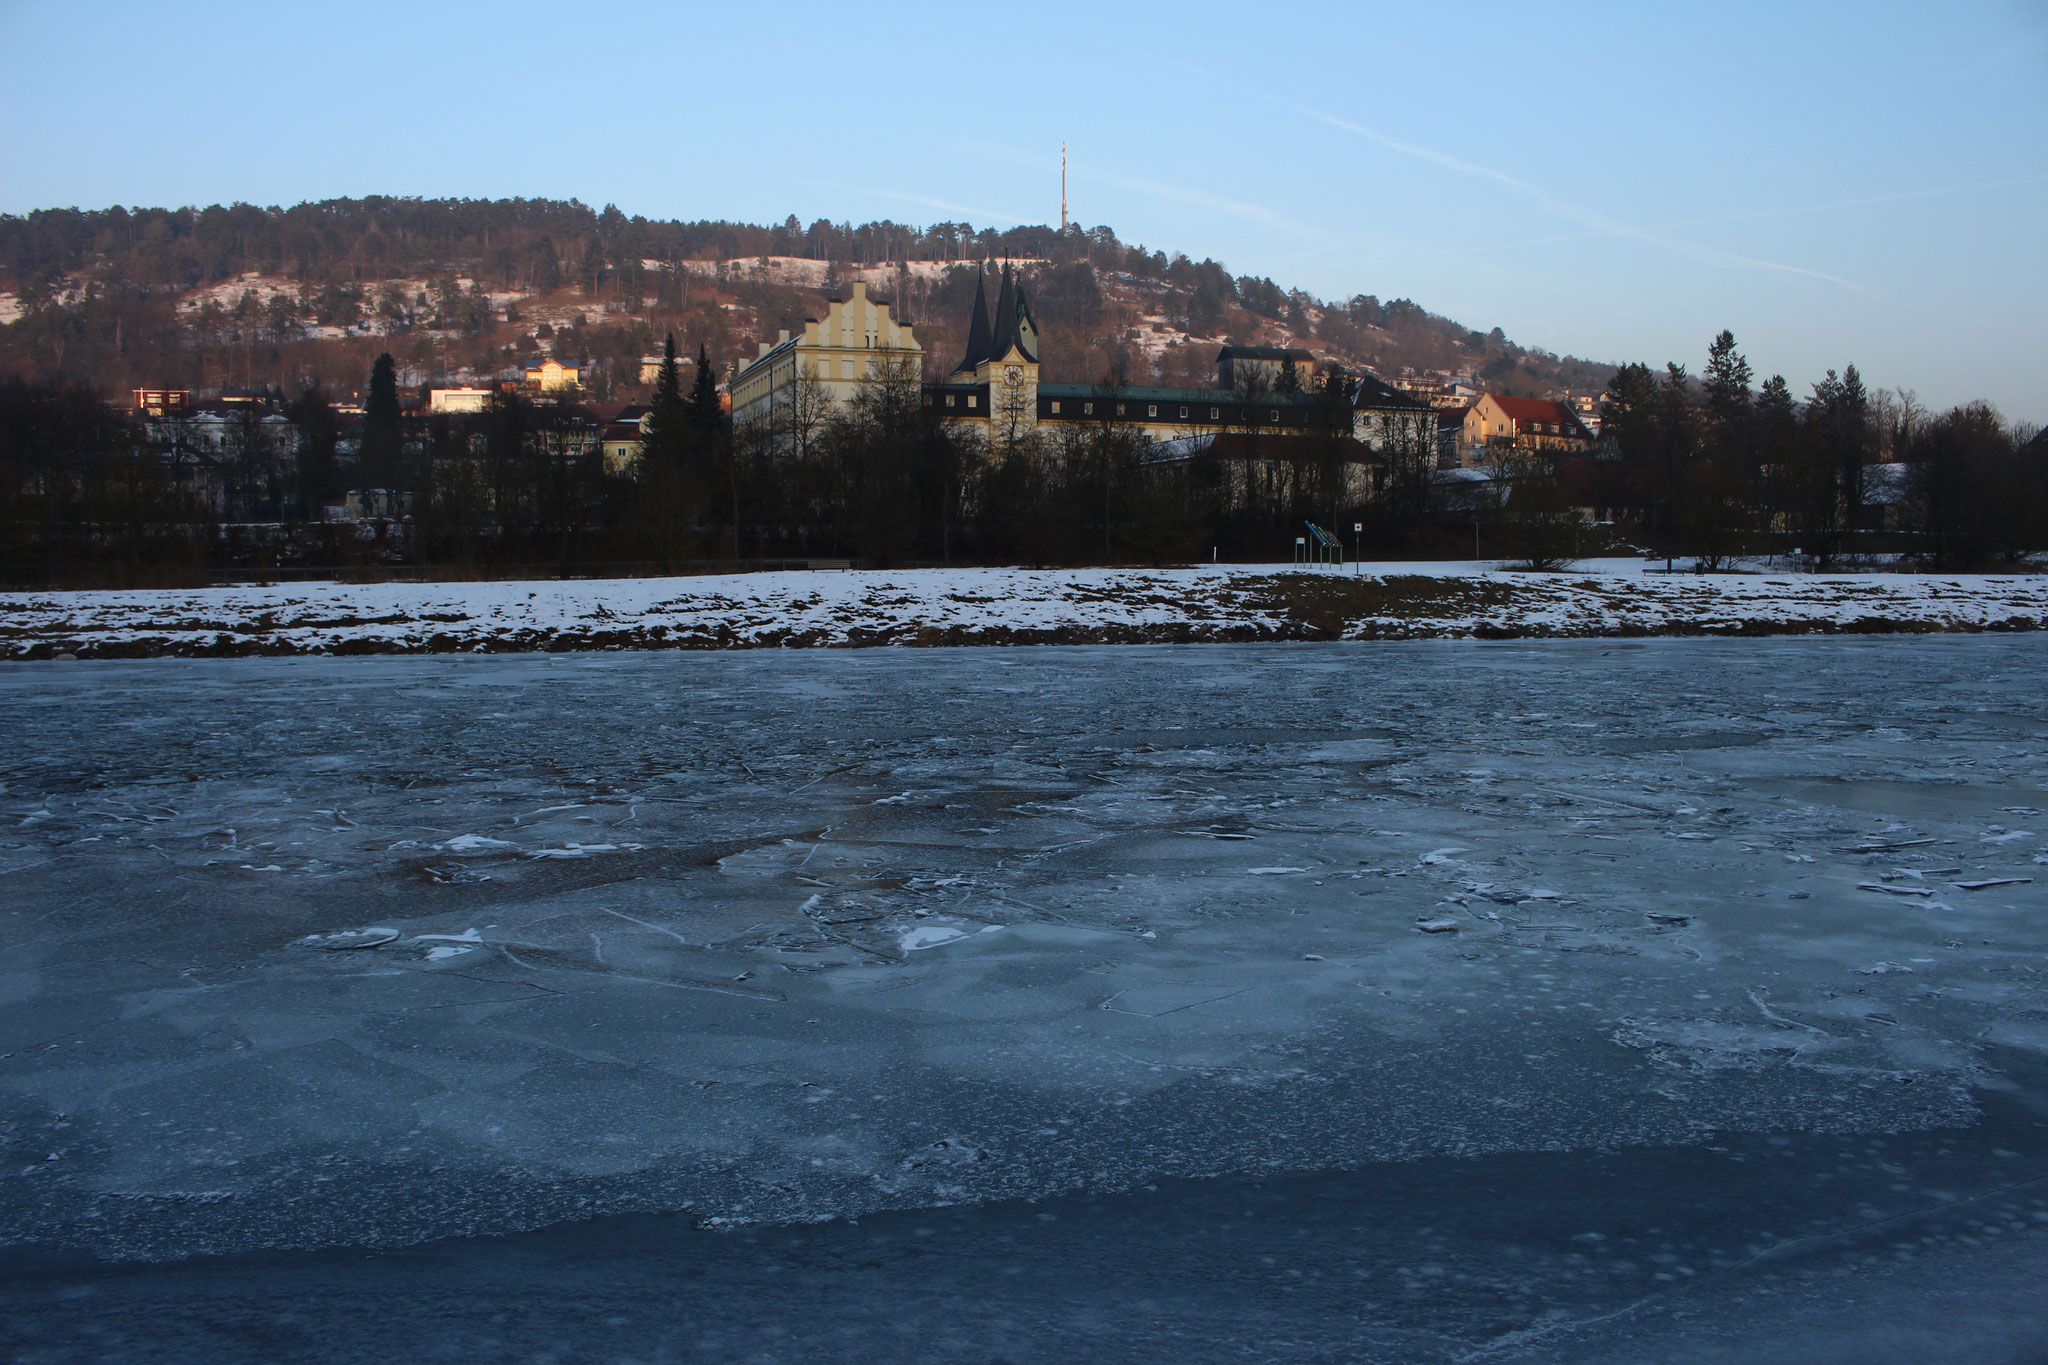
[3,0,2043,419]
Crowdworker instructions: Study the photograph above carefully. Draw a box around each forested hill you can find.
[0,196,1614,402]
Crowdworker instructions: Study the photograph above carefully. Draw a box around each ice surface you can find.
[2,638,2046,1358]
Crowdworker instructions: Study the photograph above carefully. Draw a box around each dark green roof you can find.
[1037,382,1319,405]
[953,269,991,375]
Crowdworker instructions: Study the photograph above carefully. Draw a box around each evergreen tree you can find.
[366,352,401,425]
[1830,363,1871,518]
[1653,363,1700,563]
[653,333,683,409]
[1756,374,1796,437]
[1276,356,1303,395]
[287,385,339,517]
[685,344,722,432]
[642,332,687,467]
[1786,369,1861,566]
[1703,331,1752,428]
[360,352,403,490]
[632,333,700,564]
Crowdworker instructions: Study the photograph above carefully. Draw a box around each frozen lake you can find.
[3,640,2046,1361]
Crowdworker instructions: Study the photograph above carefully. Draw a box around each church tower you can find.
[951,266,992,379]
[974,262,1040,437]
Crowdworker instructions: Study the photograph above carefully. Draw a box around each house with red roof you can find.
[1445,393,1597,467]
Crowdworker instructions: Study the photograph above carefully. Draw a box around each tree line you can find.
[1482,332,2046,571]
[4,330,2041,587]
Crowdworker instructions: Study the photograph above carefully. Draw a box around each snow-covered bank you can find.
[3,560,2045,658]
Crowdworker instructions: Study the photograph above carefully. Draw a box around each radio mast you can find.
[1060,142,1068,233]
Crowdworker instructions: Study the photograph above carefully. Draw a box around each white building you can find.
[429,387,495,414]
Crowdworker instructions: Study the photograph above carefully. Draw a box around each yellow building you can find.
[729,282,923,443]
[946,262,1041,439]
[522,358,581,392]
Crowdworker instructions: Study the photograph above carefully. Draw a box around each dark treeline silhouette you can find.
[1478,331,2046,572]
[0,350,1425,583]
[4,330,2042,586]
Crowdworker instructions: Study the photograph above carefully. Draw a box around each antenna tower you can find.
[1060,142,1068,233]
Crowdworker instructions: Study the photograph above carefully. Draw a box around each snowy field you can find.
[3,559,2045,659]
[3,639,2047,1362]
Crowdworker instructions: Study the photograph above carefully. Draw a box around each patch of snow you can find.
[898,924,971,951]
[440,834,514,854]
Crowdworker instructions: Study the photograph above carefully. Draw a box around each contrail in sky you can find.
[1083,170,1315,238]
[825,184,1028,226]
[1291,104,1868,292]
[1437,174,2048,261]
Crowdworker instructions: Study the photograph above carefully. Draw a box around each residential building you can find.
[1391,374,1483,410]
[1566,392,1603,437]
[132,388,191,417]
[1140,430,1386,513]
[429,387,495,414]
[600,404,651,474]
[141,405,304,519]
[522,357,582,392]
[1216,345,1317,392]
[1348,372,1437,460]
[1445,394,1597,467]
[341,489,414,521]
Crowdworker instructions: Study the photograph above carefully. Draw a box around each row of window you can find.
[923,394,1298,424]
[1043,401,1286,423]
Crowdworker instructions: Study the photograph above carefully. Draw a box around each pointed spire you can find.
[954,264,992,376]
[986,262,1040,366]
[987,262,1017,366]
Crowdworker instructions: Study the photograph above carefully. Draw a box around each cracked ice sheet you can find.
[0,639,2044,1273]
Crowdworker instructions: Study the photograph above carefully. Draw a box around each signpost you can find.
[1301,522,1343,569]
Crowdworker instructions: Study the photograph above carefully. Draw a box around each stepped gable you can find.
[954,267,992,376]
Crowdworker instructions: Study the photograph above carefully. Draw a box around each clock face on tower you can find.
[1003,365,1023,388]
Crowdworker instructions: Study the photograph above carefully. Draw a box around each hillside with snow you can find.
[0,198,1615,402]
